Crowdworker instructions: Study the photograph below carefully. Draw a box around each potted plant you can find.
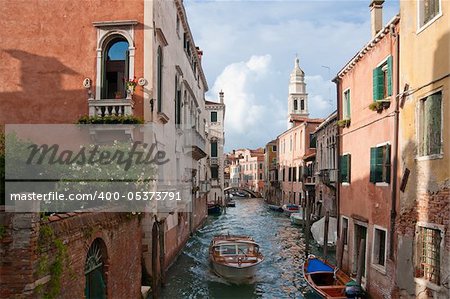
[369,100,390,113]
[337,119,351,128]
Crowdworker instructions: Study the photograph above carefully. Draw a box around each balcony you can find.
[209,157,219,165]
[184,130,207,161]
[319,169,337,186]
[88,99,133,117]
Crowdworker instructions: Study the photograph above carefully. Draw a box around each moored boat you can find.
[282,203,300,216]
[227,200,236,207]
[208,203,222,215]
[311,216,338,249]
[209,235,264,282]
[268,204,283,212]
[303,255,363,299]
[290,212,305,225]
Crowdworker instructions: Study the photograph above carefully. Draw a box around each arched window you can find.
[102,37,129,99]
[157,46,163,112]
[300,99,305,111]
[294,99,298,111]
[85,239,107,299]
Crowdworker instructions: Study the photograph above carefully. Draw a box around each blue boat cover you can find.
[306,258,334,273]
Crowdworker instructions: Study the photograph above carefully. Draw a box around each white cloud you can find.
[185,0,399,150]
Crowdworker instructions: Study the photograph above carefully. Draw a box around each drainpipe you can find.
[389,27,400,260]
[333,76,341,239]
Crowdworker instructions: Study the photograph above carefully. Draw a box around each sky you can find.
[184,0,400,152]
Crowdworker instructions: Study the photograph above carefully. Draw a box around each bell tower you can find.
[287,56,309,128]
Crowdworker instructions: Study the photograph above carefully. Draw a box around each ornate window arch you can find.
[84,238,108,299]
[93,21,137,100]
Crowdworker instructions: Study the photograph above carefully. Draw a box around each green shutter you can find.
[211,111,217,122]
[340,155,348,183]
[376,146,383,182]
[370,147,377,183]
[347,154,351,183]
[211,142,218,157]
[373,67,383,101]
[346,90,351,118]
[387,56,393,96]
[385,144,391,183]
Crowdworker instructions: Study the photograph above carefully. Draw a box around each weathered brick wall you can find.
[396,187,450,298]
[0,212,142,299]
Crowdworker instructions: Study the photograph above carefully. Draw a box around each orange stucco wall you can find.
[337,22,399,298]
[0,0,144,124]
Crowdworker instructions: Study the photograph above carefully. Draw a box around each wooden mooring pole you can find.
[323,211,329,259]
[356,238,366,285]
[305,191,311,257]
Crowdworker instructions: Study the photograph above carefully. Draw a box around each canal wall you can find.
[0,211,142,298]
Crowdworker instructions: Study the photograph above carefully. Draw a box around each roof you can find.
[205,100,224,106]
[314,111,337,132]
[334,14,400,81]
[289,114,324,123]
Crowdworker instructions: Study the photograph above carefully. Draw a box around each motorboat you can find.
[310,216,338,249]
[268,204,283,212]
[290,211,305,225]
[209,235,264,282]
[303,255,361,298]
[208,203,222,215]
[282,203,300,216]
[227,200,236,207]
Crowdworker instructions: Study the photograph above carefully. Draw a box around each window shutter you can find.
[340,155,348,183]
[373,67,383,101]
[370,147,377,183]
[211,142,218,157]
[348,154,351,183]
[385,144,391,183]
[387,56,393,96]
[346,90,351,118]
[376,146,384,182]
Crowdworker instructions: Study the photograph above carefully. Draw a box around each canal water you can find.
[161,198,334,299]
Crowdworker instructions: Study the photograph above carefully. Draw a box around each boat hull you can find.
[290,213,305,225]
[303,255,354,299]
[210,260,261,282]
[268,204,283,212]
[208,204,222,215]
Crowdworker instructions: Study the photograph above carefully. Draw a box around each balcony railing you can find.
[210,157,219,165]
[88,99,133,117]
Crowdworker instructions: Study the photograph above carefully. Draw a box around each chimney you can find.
[196,46,203,63]
[219,90,224,104]
[370,0,384,38]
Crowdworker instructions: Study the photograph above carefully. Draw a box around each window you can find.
[288,167,292,182]
[370,144,391,184]
[340,154,351,183]
[259,163,263,170]
[210,111,218,123]
[300,99,305,111]
[259,173,263,180]
[211,166,219,179]
[372,227,387,268]
[175,76,181,126]
[157,46,163,112]
[294,99,298,110]
[298,166,302,182]
[309,133,316,148]
[343,89,351,119]
[272,145,277,152]
[211,141,218,157]
[102,37,129,99]
[415,225,442,285]
[282,168,285,181]
[292,167,297,182]
[418,0,441,28]
[373,56,393,101]
[418,91,442,157]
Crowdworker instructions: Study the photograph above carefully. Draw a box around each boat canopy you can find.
[306,258,334,274]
